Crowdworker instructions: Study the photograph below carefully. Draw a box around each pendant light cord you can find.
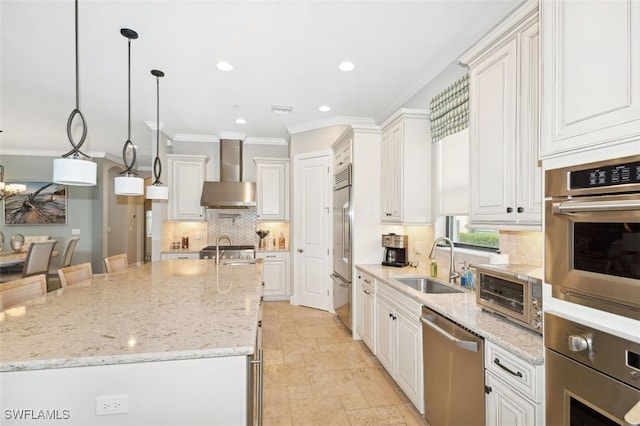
[63,0,89,159]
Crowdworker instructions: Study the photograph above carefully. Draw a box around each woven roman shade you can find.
[429,73,469,143]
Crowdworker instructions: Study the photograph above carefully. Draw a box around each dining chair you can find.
[104,253,128,273]
[0,274,47,311]
[48,237,80,280]
[58,262,93,288]
[1,240,56,284]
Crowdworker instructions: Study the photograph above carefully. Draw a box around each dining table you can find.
[0,250,59,268]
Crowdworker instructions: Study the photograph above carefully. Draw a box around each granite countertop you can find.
[0,259,264,372]
[356,264,544,365]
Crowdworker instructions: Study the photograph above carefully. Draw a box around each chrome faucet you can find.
[215,233,232,265]
[429,237,460,283]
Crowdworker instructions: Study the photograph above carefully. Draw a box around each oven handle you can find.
[625,399,640,426]
[557,198,640,214]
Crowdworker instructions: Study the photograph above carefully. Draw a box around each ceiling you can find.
[1,0,522,169]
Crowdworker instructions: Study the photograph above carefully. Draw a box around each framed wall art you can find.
[3,182,67,225]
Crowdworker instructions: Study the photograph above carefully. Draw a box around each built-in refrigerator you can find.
[330,164,352,333]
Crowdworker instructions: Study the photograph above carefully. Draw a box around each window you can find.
[446,216,499,251]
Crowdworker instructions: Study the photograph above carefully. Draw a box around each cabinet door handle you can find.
[297,248,304,253]
[517,207,524,213]
[506,207,513,213]
[493,357,523,378]
[364,279,372,284]
[364,289,371,295]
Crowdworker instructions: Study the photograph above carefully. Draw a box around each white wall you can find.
[1,356,248,426]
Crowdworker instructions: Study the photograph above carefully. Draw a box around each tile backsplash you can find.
[206,208,257,246]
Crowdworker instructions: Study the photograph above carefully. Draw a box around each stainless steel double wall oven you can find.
[545,154,640,425]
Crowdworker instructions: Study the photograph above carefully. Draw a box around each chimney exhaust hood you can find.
[200,139,256,208]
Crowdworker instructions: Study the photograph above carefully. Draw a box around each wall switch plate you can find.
[71,229,81,235]
[96,394,128,416]
[414,242,422,255]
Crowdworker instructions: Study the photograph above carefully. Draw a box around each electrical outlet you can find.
[96,394,128,416]
[415,242,422,255]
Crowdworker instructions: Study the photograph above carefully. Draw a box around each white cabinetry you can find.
[332,132,352,170]
[355,269,376,354]
[255,158,289,221]
[461,1,541,229]
[380,109,431,224]
[375,284,423,413]
[485,341,544,426]
[541,0,640,158]
[256,251,289,301]
[167,155,207,221]
[161,252,199,260]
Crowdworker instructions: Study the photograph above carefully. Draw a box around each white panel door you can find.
[293,152,331,311]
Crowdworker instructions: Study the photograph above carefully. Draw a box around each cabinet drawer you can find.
[162,252,199,260]
[256,252,287,260]
[485,341,542,402]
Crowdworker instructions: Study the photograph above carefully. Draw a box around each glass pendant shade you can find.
[115,174,144,196]
[146,184,169,200]
[53,157,97,186]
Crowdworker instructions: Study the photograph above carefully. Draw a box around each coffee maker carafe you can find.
[381,233,409,267]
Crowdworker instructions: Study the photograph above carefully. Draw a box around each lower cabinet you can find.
[256,251,289,301]
[375,286,423,413]
[485,341,543,426]
[361,275,376,353]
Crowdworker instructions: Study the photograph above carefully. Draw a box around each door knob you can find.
[297,248,304,253]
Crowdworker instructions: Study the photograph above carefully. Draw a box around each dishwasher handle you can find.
[421,314,478,353]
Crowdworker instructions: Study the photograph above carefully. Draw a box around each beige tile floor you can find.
[263,301,428,426]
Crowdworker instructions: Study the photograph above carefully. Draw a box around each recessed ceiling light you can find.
[236,118,247,124]
[319,105,331,112]
[216,62,233,71]
[338,61,355,72]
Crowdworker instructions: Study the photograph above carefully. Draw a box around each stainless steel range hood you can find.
[200,139,256,208]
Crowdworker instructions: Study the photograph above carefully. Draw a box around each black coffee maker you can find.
[381,233,409,267]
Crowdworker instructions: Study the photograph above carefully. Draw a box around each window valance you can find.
[429,73,469,143]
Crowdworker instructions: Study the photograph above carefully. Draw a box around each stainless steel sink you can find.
[393,276,462,294]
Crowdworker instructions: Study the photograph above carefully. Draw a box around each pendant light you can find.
[146,70,169,200]
[114,28,144,196]
[52,0,97,186]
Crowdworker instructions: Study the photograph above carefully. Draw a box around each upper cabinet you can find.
[380,109,431,224]
[541,0,640,158]
[333,133,352,170]
[167,155,207,221]
[460,1,541,229]
[255,158,289,221]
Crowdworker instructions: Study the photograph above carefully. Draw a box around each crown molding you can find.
[245,137,288,146]
[171,133,220,143]
[286,115,377,135]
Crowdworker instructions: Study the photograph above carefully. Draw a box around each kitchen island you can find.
[0,259,263,425]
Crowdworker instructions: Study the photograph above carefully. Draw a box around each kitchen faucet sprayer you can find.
[429,237,460,283]
[215,233,232,265]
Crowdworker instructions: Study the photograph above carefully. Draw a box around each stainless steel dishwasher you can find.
[421,306,485,426]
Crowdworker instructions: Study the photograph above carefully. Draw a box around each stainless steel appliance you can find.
[475,264,543,334]
[545,154,640,320]
[381,233,409,267]
[248,298,263,425]
[331,164,352,332]
[200,139,256,208]
[421,306,485,426]
[199,245,255,260]
[545,312,640,425]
